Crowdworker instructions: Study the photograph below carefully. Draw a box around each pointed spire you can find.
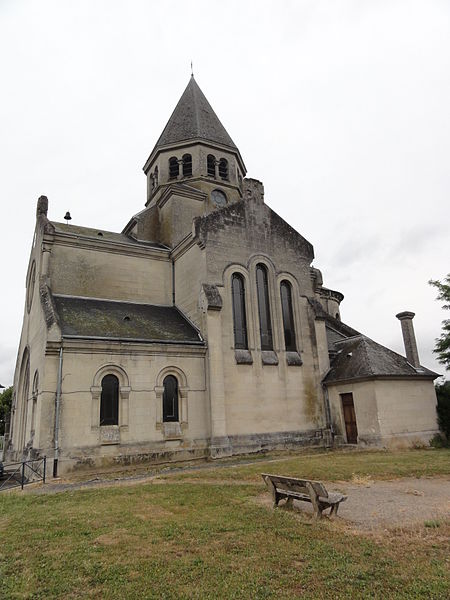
[153,77,237,152]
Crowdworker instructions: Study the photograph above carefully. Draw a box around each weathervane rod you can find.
[191,60,194,77]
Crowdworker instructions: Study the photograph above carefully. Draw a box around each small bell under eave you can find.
[64,211,72,225]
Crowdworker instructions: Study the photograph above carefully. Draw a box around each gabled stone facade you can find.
[6,77,439,475]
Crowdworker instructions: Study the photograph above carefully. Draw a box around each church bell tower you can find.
[123,76,247,248]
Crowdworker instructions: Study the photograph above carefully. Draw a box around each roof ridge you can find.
[359,336,375,376]
[192,76,201,135]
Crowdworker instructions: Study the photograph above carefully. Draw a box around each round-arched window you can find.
[163,375,179,422]
[100,374,119,426]
[218,158,228,180]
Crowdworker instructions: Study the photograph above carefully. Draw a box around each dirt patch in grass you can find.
[134,504,174,520]
[94,529,134,546]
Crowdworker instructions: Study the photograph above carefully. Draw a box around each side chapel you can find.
[7,77,439,474]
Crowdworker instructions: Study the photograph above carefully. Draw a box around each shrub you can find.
[429,433,446,448]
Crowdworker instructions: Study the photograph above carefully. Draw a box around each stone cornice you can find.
[46,339,206,356]
[319,287,344,304]
[156,182,207,210]
[170,232,197,260]
[45,231,170,261]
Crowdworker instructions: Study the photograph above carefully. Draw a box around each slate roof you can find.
[323,335,438,384]
[52,222,169,249]
[307,297,360,352]
[53,296,203,344]
[152,76,237,152]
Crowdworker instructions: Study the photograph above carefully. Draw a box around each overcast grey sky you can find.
[1,0,449,385]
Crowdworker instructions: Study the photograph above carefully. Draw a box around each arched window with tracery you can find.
[207,154,216,177]
[280,281,296,351]
[182,154,192,177]
[100,374,119,426]
[219,158,228,180]
[163,375,179,422]
[231,273,248,349]
[169,157,179,179]
[256,264,273,350]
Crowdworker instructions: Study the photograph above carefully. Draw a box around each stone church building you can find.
[7,77,439,475]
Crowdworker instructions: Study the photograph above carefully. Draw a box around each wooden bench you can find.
[262,473,347,518]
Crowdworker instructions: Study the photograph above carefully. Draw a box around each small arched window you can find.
[232,273,248,349]
[207,154,216,178]
[182,154,192,177]
[169,157,179,179]
[280,281,296,351]
[219,158,228,180]
[100,374,119,426]
[163,375,179,422]
[154,166,159,186]
[256,264,273,350]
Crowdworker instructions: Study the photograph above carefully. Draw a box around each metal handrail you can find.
[0,456,46,491]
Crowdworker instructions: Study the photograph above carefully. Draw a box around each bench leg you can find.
[306,482,322,519]
[311,497,322,519]
[265,479,280,507]
[330,503,339,517]
[285,497,294,509]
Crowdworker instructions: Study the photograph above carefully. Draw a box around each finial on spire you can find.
[191,60,194,77]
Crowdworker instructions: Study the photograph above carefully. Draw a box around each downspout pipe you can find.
[172,258,175,306]
[53,346,63,478]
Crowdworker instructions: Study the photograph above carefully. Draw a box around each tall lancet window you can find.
[182,154,192,177]
[231,273,248,349]
[100,374,119,426]
[169,157,179,179]
[256,264,273,350]
[280,281,296,351]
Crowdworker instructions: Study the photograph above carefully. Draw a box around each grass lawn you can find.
[0,449,449,599]
[161,447,450,483]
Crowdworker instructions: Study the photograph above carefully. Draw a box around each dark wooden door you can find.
[341,393,358,444]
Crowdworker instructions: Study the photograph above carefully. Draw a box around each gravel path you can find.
[262,477,450,530]
[331,477,450,529]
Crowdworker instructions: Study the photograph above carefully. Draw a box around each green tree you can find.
[429,273,450,371]
[434,381,450,442]
[0,386,13,436]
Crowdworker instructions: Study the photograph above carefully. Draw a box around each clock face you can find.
[211,189,227,207]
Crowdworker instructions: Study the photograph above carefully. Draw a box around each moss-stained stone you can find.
[304,376,320,425]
